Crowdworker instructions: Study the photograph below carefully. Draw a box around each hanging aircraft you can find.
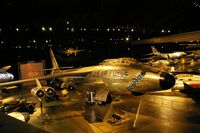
[0,49,175,104]
[64,47,85,56]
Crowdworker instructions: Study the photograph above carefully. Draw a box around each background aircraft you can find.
[0,65,17,94]
[149,46,187,59]
[156,73,200,103]
[0,98,36,122]
[0,49,175,104]
[172,74,200,92]
[145,59,175,72]
[186,50,200,59]
[64,47,85,56]
[0,65,14,83]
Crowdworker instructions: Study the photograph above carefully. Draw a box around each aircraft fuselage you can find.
[57,64,175,94]
[159,52,187,59]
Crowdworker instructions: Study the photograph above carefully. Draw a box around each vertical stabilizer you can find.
[49,48,60,70]
[151,46,160,55]
[35,79,42,88]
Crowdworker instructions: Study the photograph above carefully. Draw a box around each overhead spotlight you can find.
[41,27,46,31]
[71,28,75,32]
[49,27,53,31]
[125,37,129,41]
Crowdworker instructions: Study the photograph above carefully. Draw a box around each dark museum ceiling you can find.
[0,0,200,29]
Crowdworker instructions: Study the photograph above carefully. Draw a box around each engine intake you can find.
[44,87,55,96]
[31,86,55,98]
[31,87,44,98]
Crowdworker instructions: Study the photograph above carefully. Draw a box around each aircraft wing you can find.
[0,70,90,87]
[0,65,132,88]
[132,31,200,44]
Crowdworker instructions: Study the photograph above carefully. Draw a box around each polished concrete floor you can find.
[1,88,200,133]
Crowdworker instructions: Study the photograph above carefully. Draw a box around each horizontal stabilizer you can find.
[0,65,11,71]
[145,53,154,56]
[43,66,74,71]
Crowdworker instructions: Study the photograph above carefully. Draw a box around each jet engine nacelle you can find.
[31,86,55,98]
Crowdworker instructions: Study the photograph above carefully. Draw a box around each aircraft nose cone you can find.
[159,72,175,90]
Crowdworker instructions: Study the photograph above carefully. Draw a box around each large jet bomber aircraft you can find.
[0,49,175,104]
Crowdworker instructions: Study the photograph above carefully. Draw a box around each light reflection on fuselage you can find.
[0,72,14,83]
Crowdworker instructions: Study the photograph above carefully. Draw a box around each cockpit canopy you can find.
[99,57,138,65]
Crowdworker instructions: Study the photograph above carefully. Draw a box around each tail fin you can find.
[151,46,160,55]
[49,48,60,70]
